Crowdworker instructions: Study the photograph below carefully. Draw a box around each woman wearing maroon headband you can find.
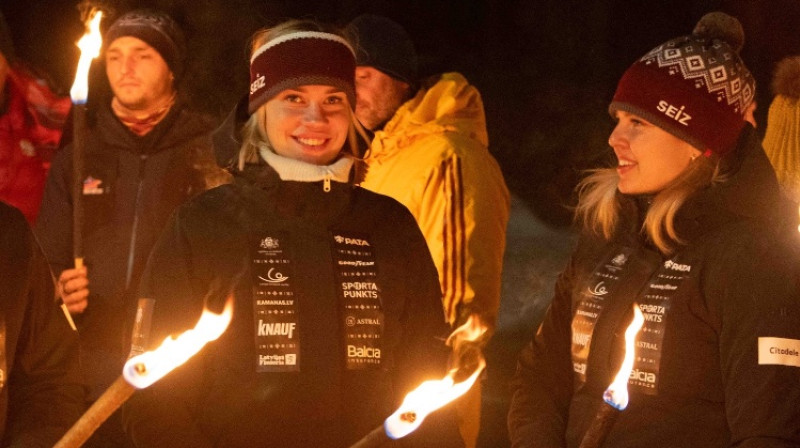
[123,20,462,447]
[509,12,800,448]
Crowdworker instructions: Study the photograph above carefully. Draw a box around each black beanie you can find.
[345,14,418,85]
[105,9,185,78]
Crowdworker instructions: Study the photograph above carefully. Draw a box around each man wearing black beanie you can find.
[36,8,226,447]
[346,14,510,448]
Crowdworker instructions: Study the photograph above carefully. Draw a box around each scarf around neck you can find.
[111,91,176,136]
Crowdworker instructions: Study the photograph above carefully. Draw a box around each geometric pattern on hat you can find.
[642,36,755,114]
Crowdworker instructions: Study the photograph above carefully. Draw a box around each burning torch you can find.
[53,297,234,448]
[578,304,645,448]
[55,8,104,331]
[69,9,102,273]
[350,315,488,448]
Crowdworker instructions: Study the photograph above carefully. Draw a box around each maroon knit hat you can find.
[610,12,755,155]
[248,31,356,114]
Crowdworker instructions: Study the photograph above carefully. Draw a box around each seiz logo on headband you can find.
[250,75,266,94]
[657,100,692,126]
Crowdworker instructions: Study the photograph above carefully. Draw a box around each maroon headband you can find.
[248,31,356,114]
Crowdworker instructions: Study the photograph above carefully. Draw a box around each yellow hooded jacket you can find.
[361,72,510,326]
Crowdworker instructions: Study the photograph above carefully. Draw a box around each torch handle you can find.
[578,401,619,448]
[72,104,86,264]
[54,376,135,448]
[349,425,390,448]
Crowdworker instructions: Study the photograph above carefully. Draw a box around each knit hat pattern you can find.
[763,56,800,202]
[248,31,356,114]
[105,9,185,78]
[345,14,418,85]
[610,12,755,155]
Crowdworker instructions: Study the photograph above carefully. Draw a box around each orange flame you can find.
[70,10,104,103]
[384,315,488,439]
[603,304,645,410]
[122,297,234,389]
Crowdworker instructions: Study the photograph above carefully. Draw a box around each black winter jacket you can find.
[0,202,84,446]
[35,102,220,399]
[509,126,800,447]
[122,161,463,447]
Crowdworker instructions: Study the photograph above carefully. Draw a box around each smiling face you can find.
[609,111,702,195]
[105,36,174,113]
[262,85,350,165]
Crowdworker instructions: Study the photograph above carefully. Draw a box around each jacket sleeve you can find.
[507,250,578,448]
[34,145,74,277]
[121,209,214,448]
[415,135,510,328]
[391,205,464,448]
[709,233,800,447]
[0,205,85,447]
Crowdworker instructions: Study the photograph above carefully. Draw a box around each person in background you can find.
[345,15,510,447]
[0,201,84,447]
[763,55,800,204]
[0,11,71,224]
[508,12,800,448]
[35,9,223,447]
[122,19,462,448]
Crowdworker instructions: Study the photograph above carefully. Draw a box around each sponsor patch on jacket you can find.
[82,176,105,195]
[330,231,384,370]
[251,234,301,372]
[758,337,800,367]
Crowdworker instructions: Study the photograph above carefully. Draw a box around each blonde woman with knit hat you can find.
[764,56,800,203]
[509,12,800,448]
[123,19,462,448]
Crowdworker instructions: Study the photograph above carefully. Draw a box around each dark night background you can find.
[3,1,800,446]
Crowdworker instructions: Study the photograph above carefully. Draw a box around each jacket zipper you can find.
[323,174,331,192]
[125,154,147,289]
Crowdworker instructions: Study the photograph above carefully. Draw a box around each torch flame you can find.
[603,304,645,410]
[384,315,488,439]
[70,10,104,103]
[122,296,234,389]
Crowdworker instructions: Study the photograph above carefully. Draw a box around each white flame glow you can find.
[122,297,233,389]
[603,304,645,410]
[384,315,488,439]
[70,10,104,103]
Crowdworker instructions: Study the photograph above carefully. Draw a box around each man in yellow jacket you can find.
[346,15,510,447]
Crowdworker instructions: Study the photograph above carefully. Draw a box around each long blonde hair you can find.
[575,155,723,254]
[237,20,368,172]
